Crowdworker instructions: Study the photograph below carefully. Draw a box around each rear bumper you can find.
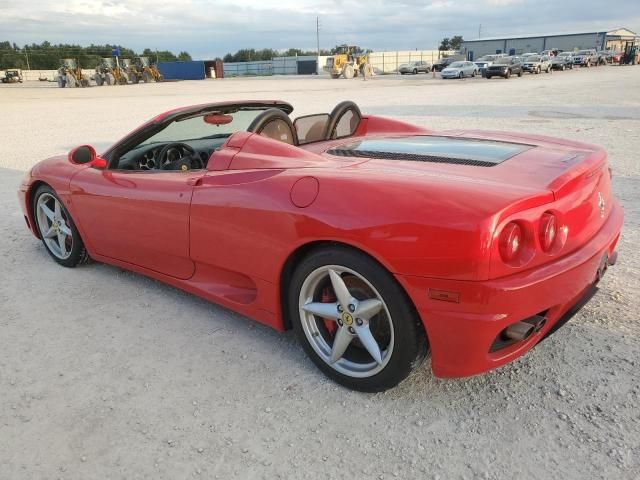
[396,201,623,378]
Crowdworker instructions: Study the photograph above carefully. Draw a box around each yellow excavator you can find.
[57,59,90,88]
[324,45,370,79]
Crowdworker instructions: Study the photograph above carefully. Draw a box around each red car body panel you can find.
[17,101,623,378]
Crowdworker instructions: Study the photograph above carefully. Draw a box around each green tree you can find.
[439,38,451,51]
[450,35,464,51]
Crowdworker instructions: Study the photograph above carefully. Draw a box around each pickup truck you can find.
[572,49,599,67]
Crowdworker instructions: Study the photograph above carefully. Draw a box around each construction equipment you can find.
[324,45,370,79]
[621,41,639,65]
[1,69,23,83]
[94,57,129,86]
[132,56,164,83]
[57,59,90,88]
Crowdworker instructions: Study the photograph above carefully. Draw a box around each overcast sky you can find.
[1,0,638,58]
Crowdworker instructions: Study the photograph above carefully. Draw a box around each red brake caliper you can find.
[321,286,337,334]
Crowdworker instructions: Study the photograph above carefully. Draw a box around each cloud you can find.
[0,0,638,58]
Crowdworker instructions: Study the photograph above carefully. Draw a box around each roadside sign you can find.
[112,48,120,57]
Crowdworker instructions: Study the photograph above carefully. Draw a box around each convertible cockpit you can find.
[111,101,363,171]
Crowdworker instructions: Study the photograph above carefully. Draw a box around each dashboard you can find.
[117,138,229,170]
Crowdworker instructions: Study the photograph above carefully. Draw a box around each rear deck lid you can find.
[327,136,531,167]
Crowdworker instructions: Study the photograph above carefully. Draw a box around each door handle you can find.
[187,177,202,186]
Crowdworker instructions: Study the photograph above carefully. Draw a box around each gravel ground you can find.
[1,68,639,479]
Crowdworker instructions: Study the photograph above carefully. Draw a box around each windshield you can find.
[558,52,572,57]
[476,56,493,61]
[526,56,541,62]
[495,58,512,64]
[577,50,591,55]
[449,62,465,68]
[140,110,264,146]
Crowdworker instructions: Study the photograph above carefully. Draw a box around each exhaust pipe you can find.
[504,314,547,341]
[504,321,535,341]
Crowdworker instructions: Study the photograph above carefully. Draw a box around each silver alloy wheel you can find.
[298,265,394,378]
[35,193,73,260]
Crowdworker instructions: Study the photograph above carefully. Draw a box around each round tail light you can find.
[499,222,523,262]
[539,213,557,252]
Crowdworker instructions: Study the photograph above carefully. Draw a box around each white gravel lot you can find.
[1,68,639,480]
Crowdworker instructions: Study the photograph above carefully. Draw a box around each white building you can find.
[460,28,638,60]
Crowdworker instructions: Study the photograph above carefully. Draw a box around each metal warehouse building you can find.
[461,28,638,60]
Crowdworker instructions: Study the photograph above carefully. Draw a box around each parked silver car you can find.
[440,61,478,79]
[398,61,431,74]
[522,55,552,74]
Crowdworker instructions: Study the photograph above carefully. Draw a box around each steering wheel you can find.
[156,142,203,171]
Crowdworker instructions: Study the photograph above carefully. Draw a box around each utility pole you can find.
[316,16,320,57]
[24,47,30,70]
[478,24,482,39]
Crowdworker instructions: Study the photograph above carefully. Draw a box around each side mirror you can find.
[68,145,107,169]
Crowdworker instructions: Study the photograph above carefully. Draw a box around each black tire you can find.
[459,71,463,79]
[413,68,418,74]
[289,247,428,392]
[486,74,492,79]
[505,69,511,79]
[32,185,90,268]
[517,70,522,77]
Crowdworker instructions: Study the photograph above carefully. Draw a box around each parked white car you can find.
[440,61,478,79]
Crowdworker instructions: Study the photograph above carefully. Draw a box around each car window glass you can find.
[295,114,330,144]
[140,110,260,146]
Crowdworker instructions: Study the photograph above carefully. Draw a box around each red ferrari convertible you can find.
[18,100,623,391]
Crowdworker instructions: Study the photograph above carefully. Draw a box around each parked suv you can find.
[398,61,431,74]
[573,49,598,67]
[473,54,507,76]
[551,52,574,70]
[522,55,552,74]
[485,56,523,79]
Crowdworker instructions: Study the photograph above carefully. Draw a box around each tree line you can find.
[0,41,192,70]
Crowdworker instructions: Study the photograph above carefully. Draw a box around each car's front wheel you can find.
[33,185,90,267]
[290,247,428,392]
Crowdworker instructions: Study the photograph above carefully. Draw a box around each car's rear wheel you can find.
[289,247,428,392]
[413,68,418,74]
[517,70,522,77]
[486,74,492,79]
[505,69,511,78]
[33,185,90,267]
